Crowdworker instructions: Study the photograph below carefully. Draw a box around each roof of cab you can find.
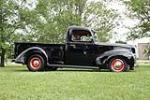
[68,26,91,31]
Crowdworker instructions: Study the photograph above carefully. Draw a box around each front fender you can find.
[96,49,134,65]
[15,47,48,64]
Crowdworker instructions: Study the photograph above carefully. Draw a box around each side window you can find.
[71,30,93,42]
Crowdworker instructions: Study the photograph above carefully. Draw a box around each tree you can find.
[125,0,150,40]
[83,1,116,41]
[0,0,32,67]
[29,0,86,43]
[28,0,117,43]
[0,0,17,67]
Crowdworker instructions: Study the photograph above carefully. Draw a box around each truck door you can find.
[65,29,95,66]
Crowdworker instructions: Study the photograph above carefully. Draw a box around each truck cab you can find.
[65,26,97,66]
[14,26,136,72]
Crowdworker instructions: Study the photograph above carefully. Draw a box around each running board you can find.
[47,63,99,69]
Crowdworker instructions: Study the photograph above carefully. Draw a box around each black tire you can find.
[108,57,129,72]
[27,54,45,72]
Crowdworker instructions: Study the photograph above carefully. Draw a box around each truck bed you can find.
[14,42,65,63]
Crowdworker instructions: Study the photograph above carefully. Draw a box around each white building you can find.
[128,37,150,60]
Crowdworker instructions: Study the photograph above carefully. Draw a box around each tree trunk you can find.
[0,48,5,67]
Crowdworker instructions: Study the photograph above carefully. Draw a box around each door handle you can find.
[69,44,76,48]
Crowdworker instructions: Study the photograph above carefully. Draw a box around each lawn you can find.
[0,63,150,100]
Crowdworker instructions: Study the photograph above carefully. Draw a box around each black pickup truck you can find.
[13,26,136,72]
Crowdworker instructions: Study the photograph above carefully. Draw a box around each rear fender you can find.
[15,47,48,64]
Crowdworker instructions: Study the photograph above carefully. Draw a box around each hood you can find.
[95,42,134,49]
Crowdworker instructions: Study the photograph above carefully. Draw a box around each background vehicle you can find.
[13,26,136,72]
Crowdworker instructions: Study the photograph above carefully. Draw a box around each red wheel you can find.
[30,57,41,70]
[109,58,129,72]
[27,55,45,71]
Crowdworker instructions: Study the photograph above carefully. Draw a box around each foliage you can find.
[0,0,33,66]
[25,0,116,43]
[125,0,150,40]
[25,0,87,43]
[83,2,117,42]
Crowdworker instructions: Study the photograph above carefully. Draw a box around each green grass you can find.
[0,64,150,100]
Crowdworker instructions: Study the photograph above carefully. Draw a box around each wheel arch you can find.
[25,51,47,64]
[96,49,135,68]
[15,47,48,64]
[105,55,130,67]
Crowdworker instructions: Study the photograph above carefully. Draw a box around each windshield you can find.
[91,29,99,42]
